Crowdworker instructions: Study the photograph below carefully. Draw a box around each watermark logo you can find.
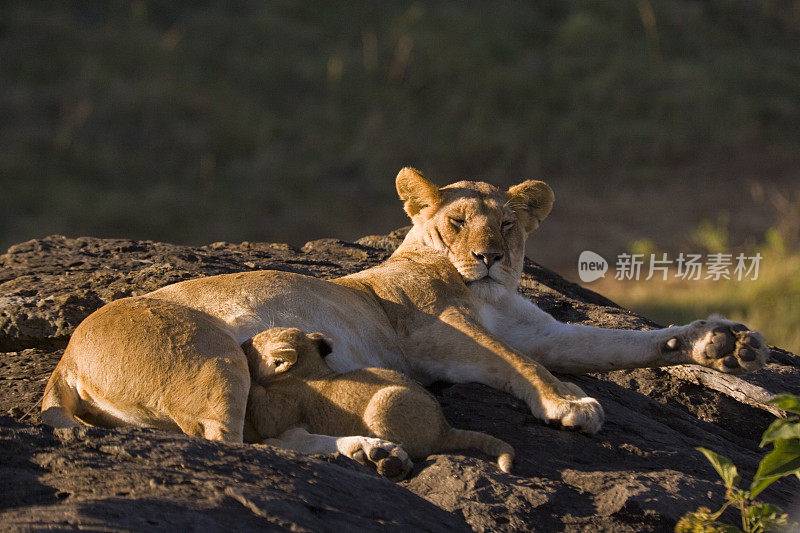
[578,250,609,283]
[578,251,763,282]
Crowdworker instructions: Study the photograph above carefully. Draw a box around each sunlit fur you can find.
[40,165,768,462]
[399,172,553,296]
[243,327,514,475]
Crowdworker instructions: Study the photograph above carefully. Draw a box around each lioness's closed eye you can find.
[242,327,514,479]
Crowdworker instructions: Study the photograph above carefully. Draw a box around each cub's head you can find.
[396,167,554,292]
[242,327,333,381]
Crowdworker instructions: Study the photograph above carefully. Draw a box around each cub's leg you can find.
[362,385,440,460]
[363,384,514,474]
[263,426,412,480]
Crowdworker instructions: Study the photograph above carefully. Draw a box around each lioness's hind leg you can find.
[198,419,243,442]
[171,355,250,443]
[203,385,248,443]
[172,407,245,443]
[41,369,81,429]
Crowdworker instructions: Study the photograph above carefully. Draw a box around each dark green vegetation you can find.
[1,1,799,265]
[677,394,800,532]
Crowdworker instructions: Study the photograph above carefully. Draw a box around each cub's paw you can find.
[337,436,413,481]
[545,383,605,435]
[664,316,769,374]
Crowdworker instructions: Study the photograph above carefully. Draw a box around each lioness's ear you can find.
[507,180,555,232]
[396,167,441,220]
[307,332,333,358]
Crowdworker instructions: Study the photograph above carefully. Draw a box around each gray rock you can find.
[1,233,798,531]
[0,416,467,531]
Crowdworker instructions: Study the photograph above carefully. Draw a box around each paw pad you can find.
[349,440,412,481]
[376,455,406,480]
[738,346,757,362]
[722,355,739,369]
[691,320,769,373]
[705,327,735,359]
[368,447,389,461]
[744,334,761,349]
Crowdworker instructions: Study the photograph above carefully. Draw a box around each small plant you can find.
[676,394,800,533]
[690,215,730,255]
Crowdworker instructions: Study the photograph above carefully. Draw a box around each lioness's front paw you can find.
[545,383,605,434]
[547,397,605,435]
[664,316,769,374]
[336,436,413,481]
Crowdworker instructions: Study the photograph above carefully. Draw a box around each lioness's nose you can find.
[472,251,504,268]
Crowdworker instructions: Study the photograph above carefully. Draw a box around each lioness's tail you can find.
[41,368,81,428]
[440,428,514,473]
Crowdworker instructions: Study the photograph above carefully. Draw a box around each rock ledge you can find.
[1,234,798,531]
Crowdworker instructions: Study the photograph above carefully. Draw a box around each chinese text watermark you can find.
[578,251,762,283]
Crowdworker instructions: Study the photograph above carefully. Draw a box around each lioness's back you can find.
[149,270,410,373]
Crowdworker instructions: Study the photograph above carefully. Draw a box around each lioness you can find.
[42,167,769,472]
[242,327,514,479]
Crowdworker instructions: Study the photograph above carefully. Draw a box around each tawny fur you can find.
[41,167,770,466]
[42,298,249,441]
[243,327,514,474]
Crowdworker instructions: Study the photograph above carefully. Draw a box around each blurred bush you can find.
[600,191,800,353]
[1,1,799,250]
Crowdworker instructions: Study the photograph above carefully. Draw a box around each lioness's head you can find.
[396,167,553,292]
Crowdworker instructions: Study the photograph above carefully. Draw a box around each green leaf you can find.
[750,438,800,498]
[746,502,788,525]
[697,447,740,489]
[676,508,743,533]
[750,474,780,499]
[747,502,781,517]
[759,418,800,447]
[768,394,800,415]
[746,503,791,532]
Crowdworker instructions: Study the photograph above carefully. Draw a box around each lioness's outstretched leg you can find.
[493,293,770,374]
[408,308,604,434]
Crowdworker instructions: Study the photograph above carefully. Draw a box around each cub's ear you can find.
[242,333,299,378]
[267,347,298,374]
[396,167,441,220]
[307,332,333,358]
[507,180,554,232]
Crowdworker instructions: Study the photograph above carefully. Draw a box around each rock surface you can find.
[1,231,798,531]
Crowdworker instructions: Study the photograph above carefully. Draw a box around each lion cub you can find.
[242,327,514,478]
